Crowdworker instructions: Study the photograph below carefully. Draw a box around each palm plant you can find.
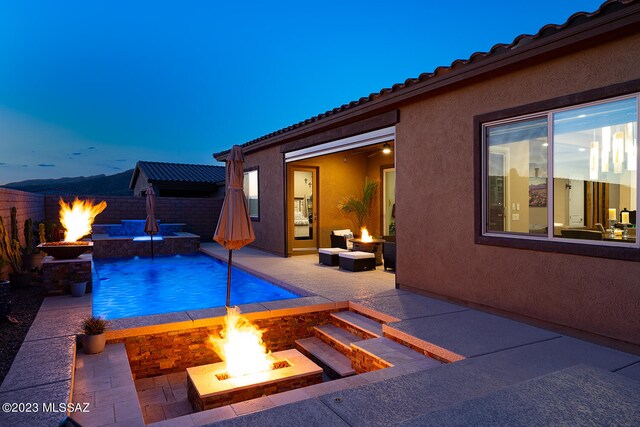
[338,177,379,232]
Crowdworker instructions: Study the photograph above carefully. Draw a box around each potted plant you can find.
[82,316,108,354]
[70,273,87,297]
[338,177,380,234]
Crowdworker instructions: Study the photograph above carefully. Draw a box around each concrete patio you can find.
[0,245,638,426]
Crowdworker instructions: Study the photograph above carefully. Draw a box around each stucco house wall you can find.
[242,146,286,255]
[218,3,640,346]
[395,32,640,345]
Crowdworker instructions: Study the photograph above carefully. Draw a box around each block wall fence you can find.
[0,188,222,244]
[45,195,223,241]
[0,188,45,247]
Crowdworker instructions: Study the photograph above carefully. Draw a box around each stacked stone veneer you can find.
[45,195,223,242]
[92,235,200,258]
[40,254,92,295]
[351,346,392,373]
[109,311,335,379]
[385,334,455,364]
[188,371,322,411]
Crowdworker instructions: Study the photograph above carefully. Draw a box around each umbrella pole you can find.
[150,234,154,260]
[226,249,232,307]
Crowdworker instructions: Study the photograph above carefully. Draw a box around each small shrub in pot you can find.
[82,316,108,354]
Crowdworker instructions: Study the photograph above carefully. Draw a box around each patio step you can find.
[331,310,383,339]
[352,337,442,369]
[314,324,364,357]
[296,337,356,378]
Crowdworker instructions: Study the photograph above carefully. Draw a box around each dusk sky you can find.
[0,1,605,184]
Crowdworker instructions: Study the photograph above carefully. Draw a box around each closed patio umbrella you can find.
[214,145,255,307]
[144,184,160,260]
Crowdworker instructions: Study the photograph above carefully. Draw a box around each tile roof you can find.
[214,0,638,158]
[132,161,225,187]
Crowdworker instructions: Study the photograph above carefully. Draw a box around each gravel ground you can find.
[0,285,46,385]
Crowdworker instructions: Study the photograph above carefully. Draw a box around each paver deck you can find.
[2,245,639,426]
[385,309,561,359]
[397,365,640,427]
[351,292,468,322]
[318,337,640,426]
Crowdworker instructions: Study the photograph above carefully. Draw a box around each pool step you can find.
[331,310,383,339]
[295,337,356,378]
[314,324,363,357]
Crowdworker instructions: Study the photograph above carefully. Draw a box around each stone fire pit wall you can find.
[41,254,92,295]
[107,310,337,379]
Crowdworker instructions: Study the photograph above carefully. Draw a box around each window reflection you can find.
[487,118,548,234]
[553,98,637,242]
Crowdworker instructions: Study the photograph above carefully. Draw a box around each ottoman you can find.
[319,248,349,266]
[339,251,376,272]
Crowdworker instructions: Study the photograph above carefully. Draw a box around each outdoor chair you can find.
[339,251,375,272]
[383,241,396,270]
[318,247,349,266]
[330,229,353,250]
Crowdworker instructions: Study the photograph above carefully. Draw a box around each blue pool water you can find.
[92,254,299,319]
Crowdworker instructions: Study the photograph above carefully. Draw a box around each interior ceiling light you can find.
[382,143,392,154]
[612,131,625,174]
[626,122,636,171]
[589,140,599,181]
[602,126,611,173]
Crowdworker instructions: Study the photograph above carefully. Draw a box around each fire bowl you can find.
[37,242,93,260]
[187,349,322,411]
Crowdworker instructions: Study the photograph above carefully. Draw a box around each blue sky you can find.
[0,1,605,184]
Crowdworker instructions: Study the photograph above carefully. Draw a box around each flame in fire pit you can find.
[59,198,107,242]
[208,307,275,379]
[360,227,373,243]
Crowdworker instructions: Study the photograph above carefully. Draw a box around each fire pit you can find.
[38,242,93,260]
[39,197,107,260]
[349,228,384,265]
[186,349,322,411]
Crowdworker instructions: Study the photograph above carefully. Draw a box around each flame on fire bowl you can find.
[187,349,322,412]
[37,242,93,260]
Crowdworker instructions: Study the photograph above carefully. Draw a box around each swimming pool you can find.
[92,253,299,319]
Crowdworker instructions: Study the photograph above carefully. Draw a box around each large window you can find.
[483,95,638,247]
[243,169,259,220]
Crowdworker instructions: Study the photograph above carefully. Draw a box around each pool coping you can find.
[106,297,348,340]
[92,231,200,240]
